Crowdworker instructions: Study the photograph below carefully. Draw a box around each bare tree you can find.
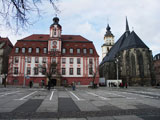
[89,63,99,88]
[0,0,60,32]
[36,61,62,86]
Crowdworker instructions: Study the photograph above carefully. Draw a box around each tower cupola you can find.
[101,24,115,59]
[50,16,62,38]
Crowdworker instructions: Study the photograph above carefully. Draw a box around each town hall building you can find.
[7,17,99,86]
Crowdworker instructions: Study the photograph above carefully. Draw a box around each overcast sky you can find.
[0,0,160,62]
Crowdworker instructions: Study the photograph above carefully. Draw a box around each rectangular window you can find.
[70,48,73,54]
[43,48,47,53]
[52,58,56,63]
[27,57,31,63]
[62,48,66,54]
[52,68,56,74]
[70,58,73,64]
[83,48,87,54]
[89,67,93,75]
[35,57,39,63]
[14,67,18,74]
[89,48,93,54]
[36,48,40,53]
[77,48,80,54]
[22,48,25,53]
[77,68,81,75]
[15,48,19,53]
[42,68,46,75]
[89,58,93,64]
[69,68,73,75]
[28,48,32,53]
[62,58,66,64]
[77,58,81,64]
[27,67,31,75]
[62,68,66,75]
[42,57,46,63]
[14,57,19,63]
[34,67,38,75]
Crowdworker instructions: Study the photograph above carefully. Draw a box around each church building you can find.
[7,17,99,86]
[100,18,155,86]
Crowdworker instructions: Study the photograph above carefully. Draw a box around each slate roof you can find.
[120,31,148,50]
[100,31,149,65]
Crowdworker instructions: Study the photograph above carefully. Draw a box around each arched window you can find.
[131,54,136,76]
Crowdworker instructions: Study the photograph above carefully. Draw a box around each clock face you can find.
[53,41,57,45]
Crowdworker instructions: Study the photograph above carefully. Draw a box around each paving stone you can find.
[114,115,143,120]
[59,118,86,120]
[87,116,114,120]
[74,101,100,111]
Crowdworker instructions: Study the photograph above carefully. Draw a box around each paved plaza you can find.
[0,86,160,119]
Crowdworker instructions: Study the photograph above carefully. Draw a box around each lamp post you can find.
[115,58,119,87]
[23,57,27,87]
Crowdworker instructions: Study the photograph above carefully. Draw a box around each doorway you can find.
[51,79,57,86]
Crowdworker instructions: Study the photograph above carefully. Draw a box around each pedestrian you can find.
[72,82,76,91]
[41,80,44,88]
[29,80,33,88]
[125,82,128,88]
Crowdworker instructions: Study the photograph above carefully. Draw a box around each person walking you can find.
[125,82,128,88]
[72,82,76,91]
[29,80,33,88]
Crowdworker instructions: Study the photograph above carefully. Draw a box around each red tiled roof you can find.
[0,37,13,48]
[21,34,90,42]
[11,34,99,57]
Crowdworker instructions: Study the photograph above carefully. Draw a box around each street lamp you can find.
[23,57,27,87]
[115,58,119,87]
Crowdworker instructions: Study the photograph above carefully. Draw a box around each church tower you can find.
[48,17,62,53]
[101,24,114,59]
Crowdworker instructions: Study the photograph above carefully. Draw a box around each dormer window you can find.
[89,48,93,54]
[83,48,87,54]
[77,48,80,54]
[70,48,73,54]
[62,48,66,54]
[43,48,47,53]
[28,48,32,53]
[15,48,19,53]
[36,48,40,53]
[22,48,25,53]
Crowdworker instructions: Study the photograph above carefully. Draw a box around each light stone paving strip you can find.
[36,90,58,112]
[74,100,100,111]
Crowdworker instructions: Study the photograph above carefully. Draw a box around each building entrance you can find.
[51,79,57,86]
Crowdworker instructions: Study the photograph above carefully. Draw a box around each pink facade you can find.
[7,17,99,86]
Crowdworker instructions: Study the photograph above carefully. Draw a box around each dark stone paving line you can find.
[0,108,160,119]
[12,99,43,113]
[58,98,80,112]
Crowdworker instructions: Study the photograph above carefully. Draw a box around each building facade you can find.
[7,17,99,86]
[153,54,160,85]
[101,24,114,60]
[0,37,13,84]
[100,18,155,86]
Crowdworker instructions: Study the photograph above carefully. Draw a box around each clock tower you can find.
[101,24,114,59]
[48,17,62,53]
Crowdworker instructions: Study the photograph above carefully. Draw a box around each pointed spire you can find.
[126,17,130,32]
[106,24,111,31]
[125,17,130,37]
